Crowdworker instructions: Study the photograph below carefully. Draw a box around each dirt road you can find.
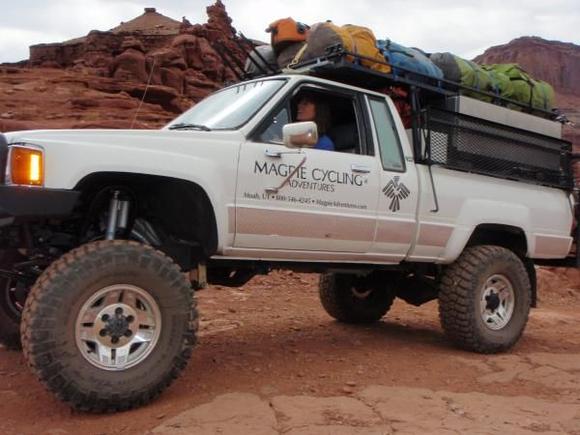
[1,269,580,434]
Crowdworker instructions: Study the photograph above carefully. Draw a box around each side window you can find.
[369,98,405,172]
[257,105,289,144]
[289,90,362,154]
[254,86,365,155]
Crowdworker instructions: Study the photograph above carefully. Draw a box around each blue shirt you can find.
[315,134,335,151]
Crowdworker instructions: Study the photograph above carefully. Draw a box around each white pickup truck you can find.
[0,74,576,412]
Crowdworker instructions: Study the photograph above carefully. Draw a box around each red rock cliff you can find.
[1,1,251,132]
[28,1,248,107]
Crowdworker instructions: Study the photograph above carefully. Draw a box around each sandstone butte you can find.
[0,2,578,154]
[0,1,249,132]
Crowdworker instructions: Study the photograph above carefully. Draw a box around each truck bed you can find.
[425,107,572,190]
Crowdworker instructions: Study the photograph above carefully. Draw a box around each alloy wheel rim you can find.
[480,274,515,331]
[75,284,162,371]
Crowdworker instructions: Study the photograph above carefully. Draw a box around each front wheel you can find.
[438,245,531,354]
[21,240,197,412]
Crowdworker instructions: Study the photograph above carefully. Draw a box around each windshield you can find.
[166,79,287,130]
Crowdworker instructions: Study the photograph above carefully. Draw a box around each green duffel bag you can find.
[455,57,497,101]
[431,52,498,101]
[481,66,514,100]
[484,63,554,110]
[531,79,555,110]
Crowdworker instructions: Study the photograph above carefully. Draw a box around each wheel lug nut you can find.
[111,337,119,344]
[115,307,123,315]
[124,330,133,337]
[99,329,108,337]
[101,314,110,322]
[126,315,134,323]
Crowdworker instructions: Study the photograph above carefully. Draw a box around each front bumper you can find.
[0,185,80,227]
[0,133,79,228]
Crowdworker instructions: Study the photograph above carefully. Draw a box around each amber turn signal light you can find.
[9,146,44,186]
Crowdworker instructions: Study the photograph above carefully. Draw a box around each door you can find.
[366,96,419,262]
[234,87,380,253]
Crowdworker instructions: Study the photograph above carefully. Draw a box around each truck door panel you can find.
[234,88,379,253]
[235,144,379,252]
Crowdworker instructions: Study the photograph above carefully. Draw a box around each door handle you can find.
[351,164,371,173]
[265,149,303,158]
[265,149,282,158]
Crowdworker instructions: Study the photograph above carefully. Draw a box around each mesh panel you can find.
[426,108,573,189]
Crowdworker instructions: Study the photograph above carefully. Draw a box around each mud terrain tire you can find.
[319,273,395,324]
[21,240,197,412]
[439,245,531,354]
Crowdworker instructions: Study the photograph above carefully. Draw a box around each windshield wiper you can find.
[168,123,212,131]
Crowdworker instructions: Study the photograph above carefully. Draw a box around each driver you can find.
[295,93,335,151]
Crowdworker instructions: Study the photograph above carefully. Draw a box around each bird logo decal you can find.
[382,176,410,212]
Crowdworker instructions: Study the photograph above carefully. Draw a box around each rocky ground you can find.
[1,269,580,434]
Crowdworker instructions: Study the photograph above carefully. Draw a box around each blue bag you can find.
[377,39,443,79]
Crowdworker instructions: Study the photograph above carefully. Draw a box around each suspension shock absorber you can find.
[105,190,131,241]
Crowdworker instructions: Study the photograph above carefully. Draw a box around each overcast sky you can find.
[1,0,579,63]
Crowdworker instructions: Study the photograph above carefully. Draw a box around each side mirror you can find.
[283,122,318,148]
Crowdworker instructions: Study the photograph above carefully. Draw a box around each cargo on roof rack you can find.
[284,45,557,120]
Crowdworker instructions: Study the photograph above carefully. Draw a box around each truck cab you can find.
[215,76,420,262]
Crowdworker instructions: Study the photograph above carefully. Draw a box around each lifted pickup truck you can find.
[0,72,576,412]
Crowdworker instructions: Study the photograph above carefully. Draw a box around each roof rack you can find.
[226,35,560,121]
[286,45,557,120]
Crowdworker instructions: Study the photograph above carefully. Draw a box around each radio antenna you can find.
[131,56,157,129]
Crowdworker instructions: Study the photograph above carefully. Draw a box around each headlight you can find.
[7,145,44,186]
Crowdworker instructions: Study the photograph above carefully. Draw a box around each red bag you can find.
[379,86,412,129]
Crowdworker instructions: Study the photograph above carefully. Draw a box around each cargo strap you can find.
[289,43,309,67]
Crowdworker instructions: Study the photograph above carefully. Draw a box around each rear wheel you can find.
[438,245,531,353]
[319,273,396,324]
[21,240,197,412]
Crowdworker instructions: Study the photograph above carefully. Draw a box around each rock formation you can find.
[28,1,248,107]
[0,2,257,132]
